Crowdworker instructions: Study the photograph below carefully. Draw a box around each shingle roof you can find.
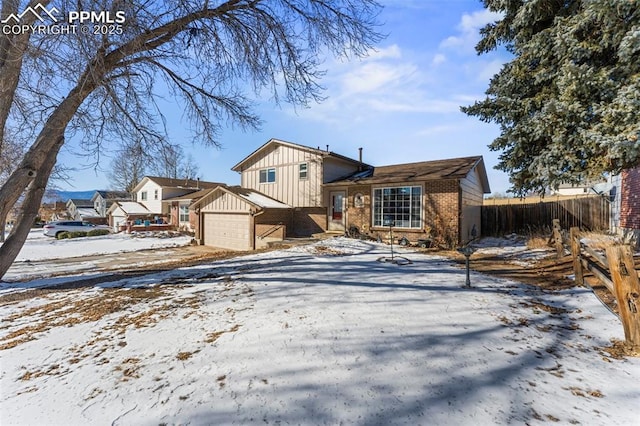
[164,187,221,202]
[67,198,93,207]
[145,176,223,189]
[325,156,490,193]
[94,190,131,200]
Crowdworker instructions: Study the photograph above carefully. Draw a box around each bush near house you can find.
[56,229,110,239]
[87,229,110,237]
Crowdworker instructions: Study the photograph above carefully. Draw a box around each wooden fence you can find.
[482,196,609,236]
[569,227,640,349]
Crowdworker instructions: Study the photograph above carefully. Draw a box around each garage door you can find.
[203,213,251,250]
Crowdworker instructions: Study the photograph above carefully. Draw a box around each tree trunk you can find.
[0,136,63,280]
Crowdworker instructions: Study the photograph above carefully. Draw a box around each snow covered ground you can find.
[9,229,192,263]
[1,238,638,425]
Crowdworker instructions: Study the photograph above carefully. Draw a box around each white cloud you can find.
[439,9,502,54]
[364,44,402,60]
[432,53,446,65]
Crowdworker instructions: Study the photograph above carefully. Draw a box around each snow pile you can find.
[1,238,638,425]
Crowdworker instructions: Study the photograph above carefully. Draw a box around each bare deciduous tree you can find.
[0,0,383,278]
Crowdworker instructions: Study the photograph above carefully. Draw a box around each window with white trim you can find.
[140,191,147,201]
[299,163,308,179]
[179,204,189,223]
[373,186,422,228]
[154,189,159,200]
[259,168,276,183]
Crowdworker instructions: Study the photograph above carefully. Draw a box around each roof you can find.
[325,156,491,193]
[191,186,290,210]
[164,187,219,202]
[76,208,101,218]
[231,138,369,172]
[92,190,131,201]
[107,201,152,215]
[131,176,224,193]
[66,198,93,208]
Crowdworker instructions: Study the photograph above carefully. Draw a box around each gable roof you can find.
[191,186,290,210]
[66,198,93,208]
[231,138,369,172]
[164,187,217,202]
[131,176,224,193]
[325,156,491,193]
[107,201,152,215]
[92,190,131,202]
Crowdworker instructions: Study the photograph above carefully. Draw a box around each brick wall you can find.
[291,207,326,236]
[423,180,460,246]
[620,166,640,230]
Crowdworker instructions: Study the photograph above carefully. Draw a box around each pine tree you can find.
[463,0,639,195]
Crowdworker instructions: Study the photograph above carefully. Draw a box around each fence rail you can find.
[569,227,640,349]
[482,195,609,236]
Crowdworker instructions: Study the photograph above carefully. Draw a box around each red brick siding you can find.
[291,207,326,236]
[620,166,640,230]
[344,180,460,246]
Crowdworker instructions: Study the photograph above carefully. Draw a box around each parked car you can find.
[43,221,111,237]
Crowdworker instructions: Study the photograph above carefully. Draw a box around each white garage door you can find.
[203,213,251,250]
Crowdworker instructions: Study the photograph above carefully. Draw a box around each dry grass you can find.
[526,236,550,250]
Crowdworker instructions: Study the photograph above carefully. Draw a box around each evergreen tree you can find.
[463,0,639,194]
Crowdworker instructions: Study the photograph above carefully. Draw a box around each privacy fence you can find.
[482,195,610,236]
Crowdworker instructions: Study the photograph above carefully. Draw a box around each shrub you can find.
[56,232,70,239]
[67,231,88,239]
[87,229,110,237]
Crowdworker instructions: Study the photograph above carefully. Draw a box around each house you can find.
[110,176,223,232]
[610,166,640,246]
[91,190,130,217]
[191,186,291,250]
[107,201,153,232]
[38,201,68,222]
[324,156,490,246]
[164,188,214,232]
[193,138,490,250]
[66,199,103,223]
[231,139,368,236]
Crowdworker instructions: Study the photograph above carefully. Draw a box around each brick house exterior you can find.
[620,166,640,230]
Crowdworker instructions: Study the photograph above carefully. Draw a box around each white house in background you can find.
[131,176,223,217]
[66,199,100,221]
[91,190,131,217]
[106,201,152,232]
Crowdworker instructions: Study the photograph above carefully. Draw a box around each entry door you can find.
[328,191,345,231]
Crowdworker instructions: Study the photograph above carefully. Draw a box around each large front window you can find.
[259,168,276,183]
[179,205,189,223]
[373,186,422,228]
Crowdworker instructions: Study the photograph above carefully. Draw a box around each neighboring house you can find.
[107,201,153,232]
[91,190,130,217]
[194,138,490,251]
[617,166,640,245]
[165,188,213,232]
[66,199,103,222]
[191,186,291,250]
[551,178,608,196]
[39,201,68,222]
[113,176,222,231]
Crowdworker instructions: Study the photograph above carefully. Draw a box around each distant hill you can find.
[44,190,96,203]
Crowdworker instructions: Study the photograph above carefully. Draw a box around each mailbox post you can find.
[456,245,476,288]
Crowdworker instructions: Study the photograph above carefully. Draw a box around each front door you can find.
[328,191,345,231]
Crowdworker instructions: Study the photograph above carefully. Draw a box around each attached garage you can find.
[203,213,252,251]
[191,186,292,251]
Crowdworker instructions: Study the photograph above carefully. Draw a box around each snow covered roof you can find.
[76,208,101,218]
[108,201,152,215]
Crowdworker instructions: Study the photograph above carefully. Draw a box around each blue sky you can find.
[59,0,511,194]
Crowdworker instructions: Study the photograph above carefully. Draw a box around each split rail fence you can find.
[568,227,640,349]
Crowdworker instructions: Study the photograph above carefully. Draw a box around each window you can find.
[141,191,147,201]
[259,168,276,183]
[299,163,308,179]
[179,205,189,223]
[373,186,422,228]
[154,189,159,200]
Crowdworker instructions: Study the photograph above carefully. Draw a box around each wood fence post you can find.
[570,227,584,286]
[552,219,564,259]
[606,245,640,349]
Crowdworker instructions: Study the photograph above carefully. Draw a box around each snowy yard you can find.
[1,238,638,425]
[10,229,193,262]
